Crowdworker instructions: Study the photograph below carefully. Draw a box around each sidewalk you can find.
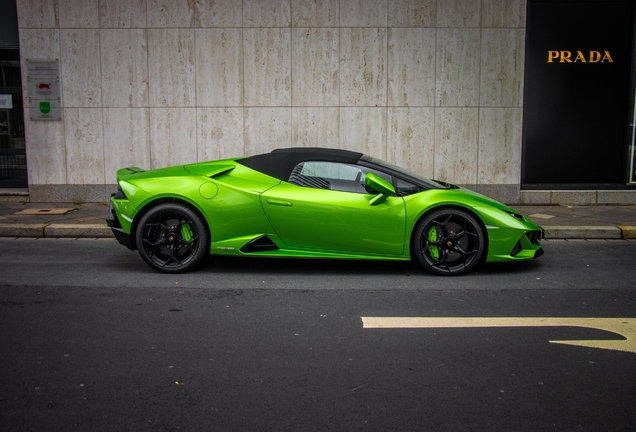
[0,200,635,240]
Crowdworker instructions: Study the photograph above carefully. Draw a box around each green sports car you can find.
[107,147,543,275]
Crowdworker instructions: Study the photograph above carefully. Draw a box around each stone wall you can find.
[17,0,528,202]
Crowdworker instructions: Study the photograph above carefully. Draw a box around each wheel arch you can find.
[129,197,210,251]
[409,204,489,262]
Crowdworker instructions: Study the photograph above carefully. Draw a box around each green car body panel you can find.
[107,148,542,274]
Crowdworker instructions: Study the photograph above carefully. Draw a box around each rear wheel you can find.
[135,203,209,273]
[413,208,485,276]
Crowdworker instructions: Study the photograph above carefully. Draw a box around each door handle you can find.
[266,198,293,207]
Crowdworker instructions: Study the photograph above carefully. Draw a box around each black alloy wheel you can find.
[135,203,209,273]
[414,208,485,276]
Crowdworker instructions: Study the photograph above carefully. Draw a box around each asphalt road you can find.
[1,239,635,431]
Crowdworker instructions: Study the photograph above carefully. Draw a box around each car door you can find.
[260,161,406,255]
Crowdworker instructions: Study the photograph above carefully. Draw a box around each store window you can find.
[632,93,636,184]
[0,56,26,188]
[522,0,635,188]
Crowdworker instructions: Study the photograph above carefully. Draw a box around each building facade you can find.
[1,0,635,204]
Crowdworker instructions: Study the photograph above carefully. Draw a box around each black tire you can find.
[135,203,209,273]
[413,208,485,276]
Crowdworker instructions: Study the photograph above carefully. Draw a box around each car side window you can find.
[289,161,390,194]
[394,177,422,197]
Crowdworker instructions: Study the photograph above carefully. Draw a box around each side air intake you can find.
[240,235,280,253]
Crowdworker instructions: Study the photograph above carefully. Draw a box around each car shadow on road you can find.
[203,256,419,276]
[200,255,543,277]
[478,259,544,276]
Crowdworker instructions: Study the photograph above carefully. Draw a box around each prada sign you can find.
[547,50,614,63]
[522,0,634,186]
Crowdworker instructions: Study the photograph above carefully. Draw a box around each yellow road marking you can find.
[361,317,636,354]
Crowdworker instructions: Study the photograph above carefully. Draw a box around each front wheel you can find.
[413,208,485,276]
[135,203,209,273]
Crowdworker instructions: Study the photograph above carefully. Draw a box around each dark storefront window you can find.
[631,93,636,184]
[522,0,636,189]
[0,0,25,188]
[0,55,26,188]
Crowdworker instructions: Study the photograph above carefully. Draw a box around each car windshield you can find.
[363,156,446,189]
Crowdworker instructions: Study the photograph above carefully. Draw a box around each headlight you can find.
[503,209,525,221]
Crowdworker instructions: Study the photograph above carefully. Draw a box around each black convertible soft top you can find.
[237,147,365,181]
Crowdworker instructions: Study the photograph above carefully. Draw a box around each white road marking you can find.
[361,317,636,354]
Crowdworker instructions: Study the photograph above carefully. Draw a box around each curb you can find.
[541,225,636,239]
[45,224,114,238]
[0,223,114,238]
[0,223,635,240]
[618,225,636,239]
[0,223,47,237]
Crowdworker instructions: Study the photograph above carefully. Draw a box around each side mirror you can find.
[365,173,395,205]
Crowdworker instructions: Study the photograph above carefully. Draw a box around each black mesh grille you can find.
[526,230,542,245]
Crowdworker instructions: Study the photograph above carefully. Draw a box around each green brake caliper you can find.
[180,221,194,246]
[427,226,440,261]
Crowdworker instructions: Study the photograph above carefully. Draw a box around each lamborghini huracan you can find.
[107,147,543,275]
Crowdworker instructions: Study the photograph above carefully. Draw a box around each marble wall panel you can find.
[478,108,521,184]
[18,29,60,58]
[388,0,436,28]
[197,108,244,161]
[16,0,59,28]
[243,0,291,27]
[103,108,150,183]
[99,0,147,28]
[101,29,149,108]
[292,108,339,148]
[292,0,338,27]
[434,108,478,184]
[244,29,291,107]
[64,108,105,184]
[24,111,66,184]
[19,30,65,186]
[196,29,243,107]
[244,108,292,155]
[60,30,102,108]
[340,108,386,157]
[148,29,195,107]
[437,0,481,28]
[388,28,435,107]
[195,0,242,27]
[597,191,636,205]
[480,29,525,107]
[481,0,526,28]
[292,28,339,107]
[340,0,387,27]
[147,0,194,28]
[149,108,197,168]
[18,29,60,96]
[436,28,480,107]
[387,108,435,178]
[340,28,387,107]
[519,190,551,205]
[59,0,99,28]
